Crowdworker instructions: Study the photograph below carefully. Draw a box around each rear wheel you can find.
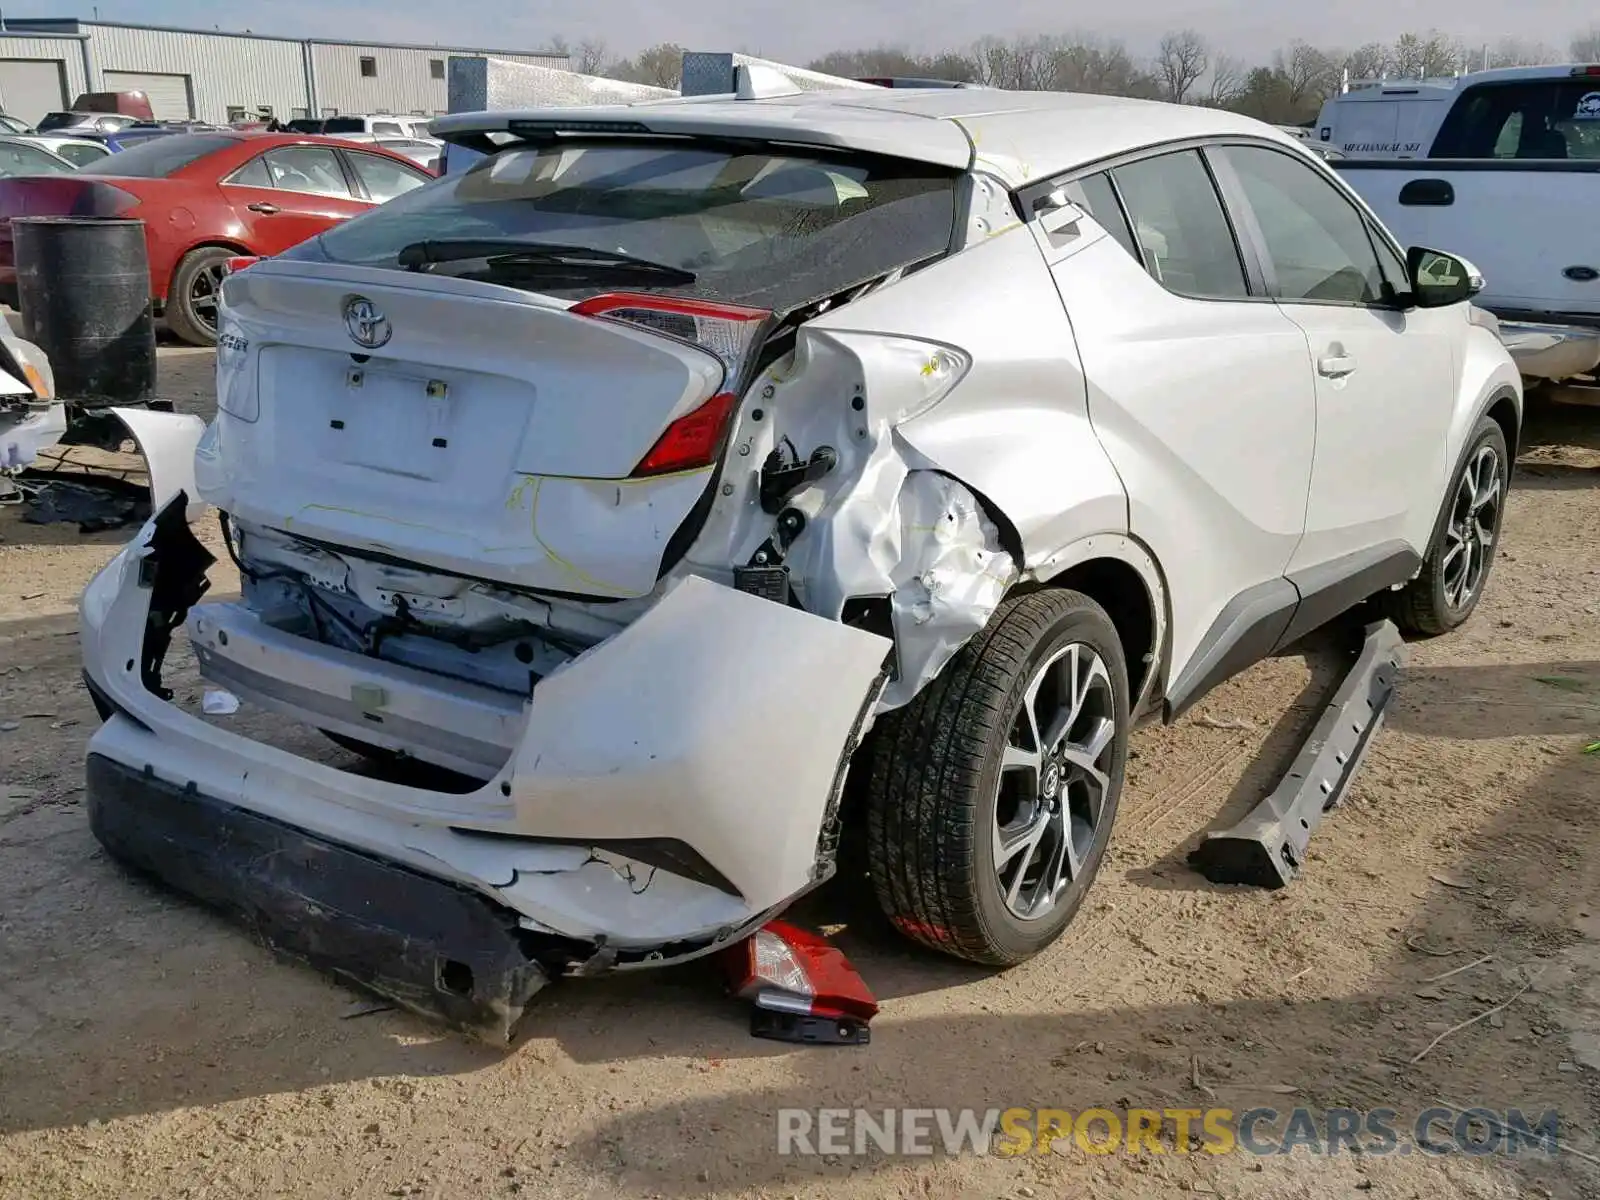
[165,247,233,347]
[864,590,1129,966]
[1387,416,1508,636]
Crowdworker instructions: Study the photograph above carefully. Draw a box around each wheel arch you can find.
[1484,387,1521,464]
[165,238,254,301]
[1014,536,1170,715]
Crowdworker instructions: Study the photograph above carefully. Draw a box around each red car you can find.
[0,131,434,345]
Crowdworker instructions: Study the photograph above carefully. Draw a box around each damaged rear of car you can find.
[80,115,1081,1040]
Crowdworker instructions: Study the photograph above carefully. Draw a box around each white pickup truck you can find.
[1322,65,1600,382]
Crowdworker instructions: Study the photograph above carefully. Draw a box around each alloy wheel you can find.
[189,262,227,334]
[993,642,1117,921]
[1442,444,1503,610]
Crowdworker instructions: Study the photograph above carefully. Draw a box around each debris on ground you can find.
[202,688,240,716]
[19,476,150,533]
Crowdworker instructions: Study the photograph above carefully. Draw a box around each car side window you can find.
[226,154,274,188]
[57,143,110,167]
[262,146,352,198]
[346,150,429,203]
[373,121,404,137]
[1219,145,1388,306]
[1109,150,1250,300]
[1072,172,1141,264]
[1434,82,1600,160]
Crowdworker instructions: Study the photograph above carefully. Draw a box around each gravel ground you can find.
[1,347,1598,1199]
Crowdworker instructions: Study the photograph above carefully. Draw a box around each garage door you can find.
[102,71,193,120]
[0,59,66,125]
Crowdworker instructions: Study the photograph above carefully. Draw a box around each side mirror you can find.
[1407,246,1484,308]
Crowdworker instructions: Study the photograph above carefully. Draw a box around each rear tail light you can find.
[223,256,260,275]
[1572,65,1600,76]
[722,921,878,1044]
[572,292,772,477]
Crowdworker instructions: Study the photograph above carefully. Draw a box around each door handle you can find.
[246,202,280,214]
[1399,178,1454,206]
[1317,354,1357,379]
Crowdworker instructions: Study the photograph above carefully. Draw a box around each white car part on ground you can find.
[81,516,890,946]
[109,407,207,521]
[1,401,65,474]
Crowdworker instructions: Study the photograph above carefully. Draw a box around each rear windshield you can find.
[1433,80,1600,159]
[77,133,235,177]
[289,139,960,311]
[35,113,82,132]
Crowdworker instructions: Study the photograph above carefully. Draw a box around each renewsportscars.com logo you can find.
[777,1106,1560,1158]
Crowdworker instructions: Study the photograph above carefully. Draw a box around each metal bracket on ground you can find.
[1189,619,1406,889]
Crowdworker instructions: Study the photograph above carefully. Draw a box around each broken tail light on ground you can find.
[571,292,771,476]
[722,920,878,1046]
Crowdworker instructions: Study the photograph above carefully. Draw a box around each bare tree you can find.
[1572,28,1600,62]
[1343,42,1392,85]
[1155,30,1209,103]
[1205,55,1247,106]
[574,38,610,76]
[1045,36,1153,96]
[630,42,686,89]
[1277,42,1340,108]
[1390,30,1462,80]
[967,37,1016,88]
[1480,37,1558,68]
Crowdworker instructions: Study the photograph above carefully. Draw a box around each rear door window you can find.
[263,146,353,198]
[1071,171,1140,263]
[226,154,273,188]
[289,140,960,312]
[54,141,111,167]
[1109,149,1250,299]
[1434,80,1600,159]
[346,149,429,202]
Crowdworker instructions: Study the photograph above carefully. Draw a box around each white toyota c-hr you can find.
[78,83,1521,1039]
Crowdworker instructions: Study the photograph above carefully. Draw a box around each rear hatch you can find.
[212,263,739,598]
[208,134,961,600]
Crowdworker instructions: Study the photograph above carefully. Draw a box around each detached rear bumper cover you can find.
[81,499,889,1033]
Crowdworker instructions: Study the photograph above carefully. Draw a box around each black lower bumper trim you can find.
[86,753,549,1043]
[1189,620,1405,889]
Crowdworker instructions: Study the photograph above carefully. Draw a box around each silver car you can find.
[79,82,1519,1038]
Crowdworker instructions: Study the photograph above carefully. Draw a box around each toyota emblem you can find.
[343,296,391,349]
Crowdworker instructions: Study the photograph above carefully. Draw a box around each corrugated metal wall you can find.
[86,26,308,123]
[0,24,570,124]
[312,43,566,116]
[0,35,88,105]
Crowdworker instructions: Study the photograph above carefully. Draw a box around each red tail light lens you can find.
[632,391,740,477]
[572,292,772,477]
[223,256,260,275]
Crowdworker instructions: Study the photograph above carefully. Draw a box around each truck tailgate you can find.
[1337,161,1600,320]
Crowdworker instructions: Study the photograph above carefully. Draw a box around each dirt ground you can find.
[2,346,1599,1199]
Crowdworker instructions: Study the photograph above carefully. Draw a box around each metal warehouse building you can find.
[0,17,567,125]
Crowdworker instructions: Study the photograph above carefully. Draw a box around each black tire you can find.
[1386,415,1509,637]
[864,589,1130,967]
[165,247,234,347]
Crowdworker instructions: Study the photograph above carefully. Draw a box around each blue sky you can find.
[58,0,1597,63]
